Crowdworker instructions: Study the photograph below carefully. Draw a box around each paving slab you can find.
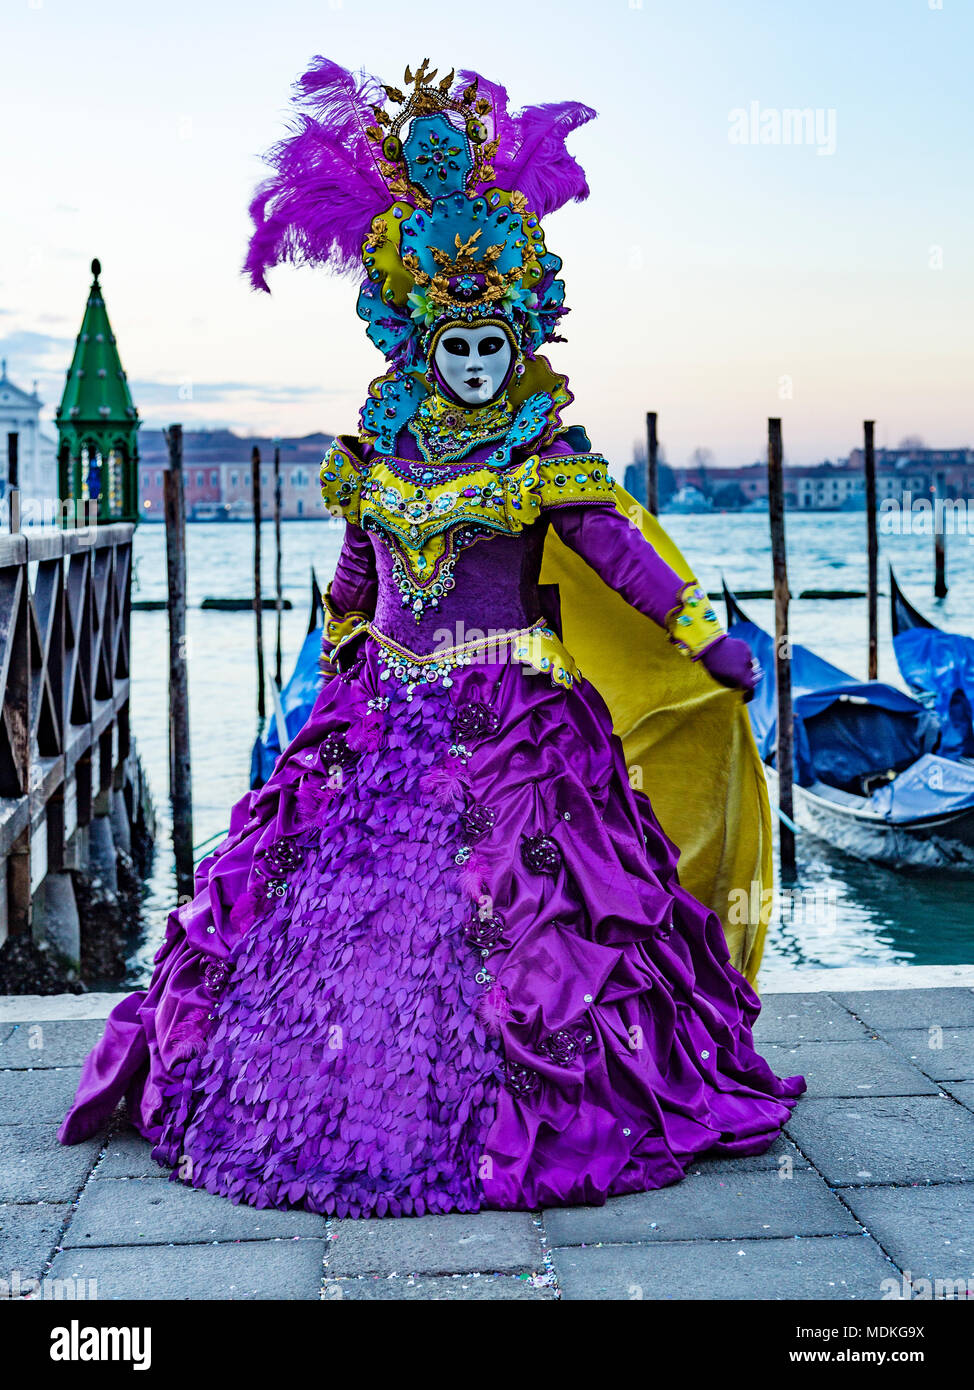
[0,1123,103,1203]
[325,1210,544,1277]
[759,1039,939,1098]
[542,1170,857,1248]
[0,1019,105,1069]
[687,1134,809,1177]
[883,1028,974,1083]
[754,993,867,1043]
[63,1177,327,1247]
[0,1067,82,1124]
[552,1233,895,1300]
[833,988,974,1031]
[93,1129,166,1180]
[786,1096,974,1185]
[841,1184,974,1287]
[322,1273,556,1300]
[942,1082,974,1112]
[0,1202,70,1283]
[48,1239,328,1299]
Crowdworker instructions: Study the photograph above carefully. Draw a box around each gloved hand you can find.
[700,635,761,702]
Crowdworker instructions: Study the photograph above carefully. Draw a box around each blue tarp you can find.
[250,621,325,788]
[729,616,940,791]
[868,753,974,823]
[894,625,974,760]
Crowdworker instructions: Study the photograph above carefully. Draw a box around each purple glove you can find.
[700,635,761,702]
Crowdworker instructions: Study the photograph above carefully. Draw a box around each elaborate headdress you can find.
[245,58,595,448]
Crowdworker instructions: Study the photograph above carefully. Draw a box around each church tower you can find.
[56,259,140,523]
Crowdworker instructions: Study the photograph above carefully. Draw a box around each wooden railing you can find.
[0,523,137,949]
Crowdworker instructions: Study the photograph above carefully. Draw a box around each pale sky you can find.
[2,0,971,468]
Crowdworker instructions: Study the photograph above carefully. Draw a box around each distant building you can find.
[643,447,973,512]
[783,461,862,510]
[846,446,974,504]
[0,360,58,505]
[137,429,336,521]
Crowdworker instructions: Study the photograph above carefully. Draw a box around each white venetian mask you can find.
[432,325,513,406]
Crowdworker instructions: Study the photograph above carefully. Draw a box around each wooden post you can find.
[767,418,795,871]
[3,565,31,932]
[7,432,19,489]
[273,441,283,688]
[864,421,878,680]
[7,432,18,533]
[645,411,659,516]
[933,473,948,599]
[252,446,265,717]
[163,425,194,900]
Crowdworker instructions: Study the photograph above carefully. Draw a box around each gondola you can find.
[250,571,325,789]
[724,583,974,871]
[890,567,974,760]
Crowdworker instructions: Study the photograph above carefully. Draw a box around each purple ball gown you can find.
[59,425,804,1217]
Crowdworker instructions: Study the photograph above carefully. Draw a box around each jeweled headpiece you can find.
[245,58,595,446]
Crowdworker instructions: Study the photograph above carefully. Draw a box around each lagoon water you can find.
[122,510,974,986]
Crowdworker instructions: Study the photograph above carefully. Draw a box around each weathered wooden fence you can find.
[0,522,153,973]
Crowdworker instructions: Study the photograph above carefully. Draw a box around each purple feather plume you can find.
[245,57,390,290]
[494,101,596,217]
[455,71,595,217]
[454,69,517,158]
[245,58,597,291]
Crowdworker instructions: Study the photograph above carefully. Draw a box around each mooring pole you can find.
[767,417,795,871]
[645,411,659,516]
[273,440,283,688]
[252,445,265,717]
[6,431,19,533]
[864,421,878,680]
[933,474,948,599]
[163,424,194,900]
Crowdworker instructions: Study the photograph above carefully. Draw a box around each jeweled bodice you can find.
[320,431,615,629]
[370,524,550,648]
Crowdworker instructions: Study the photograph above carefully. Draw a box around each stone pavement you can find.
[2,986,974,1301]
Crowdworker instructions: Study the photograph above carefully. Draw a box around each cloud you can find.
[0,328,348,433]
[127,378,333,407]
[0,327,74,362]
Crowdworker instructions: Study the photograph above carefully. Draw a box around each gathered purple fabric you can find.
[59,483,804,1214]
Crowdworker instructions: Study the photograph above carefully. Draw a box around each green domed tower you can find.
[56,259,140,523]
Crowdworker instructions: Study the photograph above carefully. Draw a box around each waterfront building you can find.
[0,361,58,507]
[137,429,336,521]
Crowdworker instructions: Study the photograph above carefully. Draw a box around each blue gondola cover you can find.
[250,621,326,788]
[894,626,974,760]
[729,616,940,791]
[868,753,974,822]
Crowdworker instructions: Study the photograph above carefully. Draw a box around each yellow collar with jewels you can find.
[408,392,516,464]
[319,438,618,553]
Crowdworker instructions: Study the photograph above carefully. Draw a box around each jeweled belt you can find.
[359,619,582,693]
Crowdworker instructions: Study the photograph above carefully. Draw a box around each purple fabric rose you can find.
[520,833,561,874]
[318,731,355,767]
[452,700,500,741]
[463,913,506,951]
[202,959,231,996]
[539,1029,581,1066]
[500,1060,541,1098]
[263,837,305,876]
[459,804,496,843]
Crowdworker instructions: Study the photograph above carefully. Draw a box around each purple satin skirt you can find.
[59,639,804,1215]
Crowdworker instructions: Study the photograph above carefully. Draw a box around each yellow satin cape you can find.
[539,485,772,986]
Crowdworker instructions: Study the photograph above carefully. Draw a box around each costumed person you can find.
[60,58,804,1215]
